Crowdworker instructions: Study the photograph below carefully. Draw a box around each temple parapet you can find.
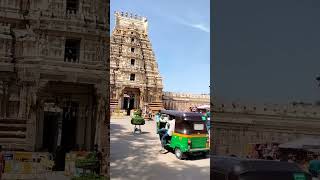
[114,11,147,22]
[162,91,210,111]
[213,101,320,118]
[163,91,210,100]
[114,11,148,33]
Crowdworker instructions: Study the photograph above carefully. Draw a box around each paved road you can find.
[110,116,210,180]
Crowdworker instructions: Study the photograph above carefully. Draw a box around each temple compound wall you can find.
[163,92,210,111]
[110,11,163,114]
[212,102,320,157]
[0,0,109,175]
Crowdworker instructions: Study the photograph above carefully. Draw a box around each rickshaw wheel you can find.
[175,148,184,160]
[201,151,209,158]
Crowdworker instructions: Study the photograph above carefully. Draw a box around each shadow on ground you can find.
[110,119,210,180]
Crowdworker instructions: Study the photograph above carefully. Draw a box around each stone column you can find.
[117,86,126,109]
[25,84,38,151]
[94,83,109,176]
[139,88,145,109]
[0,81,9,118]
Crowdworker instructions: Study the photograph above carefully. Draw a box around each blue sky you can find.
[214,0,320,104]
[110,0,210,94]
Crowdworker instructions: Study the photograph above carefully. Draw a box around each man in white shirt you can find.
[160,118,175,153]
[166,118,175,136]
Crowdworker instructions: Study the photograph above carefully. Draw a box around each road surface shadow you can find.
[132,131,150,135]
[110,120,210,180]
[186,155,210,161]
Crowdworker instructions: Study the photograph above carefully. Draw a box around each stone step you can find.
[0,125,26,131]
[0,119,27,124]
[110,100,119,111]
[0,139,28,151]
[0,131,26,138]
[0,138,26,143]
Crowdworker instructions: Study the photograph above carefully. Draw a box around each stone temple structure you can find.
[163,92,210,111]
[212,101,320,157]
[0,0,109,175]
[110,11,163,114]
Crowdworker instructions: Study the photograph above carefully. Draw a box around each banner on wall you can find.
[3,151,54,174]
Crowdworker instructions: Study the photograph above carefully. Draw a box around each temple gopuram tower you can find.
[110,11,163,114]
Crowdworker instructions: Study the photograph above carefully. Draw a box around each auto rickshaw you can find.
[211,156,312,180]
[157,110,209,159]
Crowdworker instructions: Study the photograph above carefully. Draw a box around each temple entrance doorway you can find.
[36,82,97,171]
[42,111,60,154]
[42,101,79,171]
[121,88,140,116]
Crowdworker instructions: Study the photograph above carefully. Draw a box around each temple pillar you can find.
[25,84,38,151]
[94,83,109,176]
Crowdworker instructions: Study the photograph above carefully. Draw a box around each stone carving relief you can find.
[38,33,49,56]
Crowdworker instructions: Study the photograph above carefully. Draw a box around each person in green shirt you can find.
[308,154,320,178]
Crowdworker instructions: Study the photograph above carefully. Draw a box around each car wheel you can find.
[175,148,183,160]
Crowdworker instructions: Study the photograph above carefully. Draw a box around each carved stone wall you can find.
[0,0,109,176]
[212,101,320,157]
[162,92,210,111]
[110,11,163,109]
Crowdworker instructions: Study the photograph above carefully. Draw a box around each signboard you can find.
[3,152,54,174]
[194,124,204,130]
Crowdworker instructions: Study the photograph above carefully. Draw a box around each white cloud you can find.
[171,16,210,33]
[189,24,210,33]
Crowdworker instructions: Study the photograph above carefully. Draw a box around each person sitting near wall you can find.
[298,158,309,172]
[288,154,297,163]
[93,144,102,175]
[0,145,4,179]
[148,109,152,119]
[53,146,65,171]
[265,156,273,160]
[308,154,320,178]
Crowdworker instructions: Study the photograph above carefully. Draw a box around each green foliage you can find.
[72,173,106,180]
[75,159,99,168]
[75,152,99,168]
[131,116,145,125]
[133,109,142,116]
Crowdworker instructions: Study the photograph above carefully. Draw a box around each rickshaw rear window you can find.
[194,124,204,130]
[175,120,207,134]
